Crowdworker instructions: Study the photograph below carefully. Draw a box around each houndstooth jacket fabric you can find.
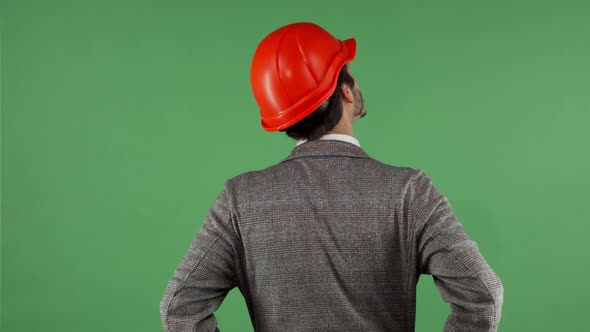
[159,139,504,331]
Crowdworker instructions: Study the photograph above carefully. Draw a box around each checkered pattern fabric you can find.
[160,139,503,331]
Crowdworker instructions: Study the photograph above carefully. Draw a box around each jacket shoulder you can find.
[226,158,422,190]
[225,163,287,187]
[366,158,422,178]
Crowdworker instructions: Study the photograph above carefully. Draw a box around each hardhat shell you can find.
[250,22,357,131]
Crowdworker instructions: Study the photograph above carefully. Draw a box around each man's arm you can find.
[411,170,504,331]
[160,180,238,332]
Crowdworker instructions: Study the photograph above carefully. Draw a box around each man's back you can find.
[160,139,504,331]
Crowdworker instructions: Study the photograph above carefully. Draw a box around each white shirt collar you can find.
[297,133,361,147]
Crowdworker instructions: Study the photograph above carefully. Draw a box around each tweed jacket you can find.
[159,139,504,331]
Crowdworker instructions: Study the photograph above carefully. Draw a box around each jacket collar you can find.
[297,133,361,147]
[280,139,372,163]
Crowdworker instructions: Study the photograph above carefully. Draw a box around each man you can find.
[160,22,504,331]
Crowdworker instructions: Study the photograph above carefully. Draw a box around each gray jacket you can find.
[160,139,504,331]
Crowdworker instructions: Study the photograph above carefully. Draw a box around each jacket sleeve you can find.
[411,170,504,331]
[160,180,238,332]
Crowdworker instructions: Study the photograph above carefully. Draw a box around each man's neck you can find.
[327,123,354,137]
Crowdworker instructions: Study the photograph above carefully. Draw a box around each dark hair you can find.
[281,64,355,141]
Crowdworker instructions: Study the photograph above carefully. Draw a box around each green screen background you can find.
[1,0,588,331]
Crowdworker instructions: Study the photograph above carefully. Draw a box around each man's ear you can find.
[340,84,354,103]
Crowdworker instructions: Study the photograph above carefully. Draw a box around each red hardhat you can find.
[250,22,357,132]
